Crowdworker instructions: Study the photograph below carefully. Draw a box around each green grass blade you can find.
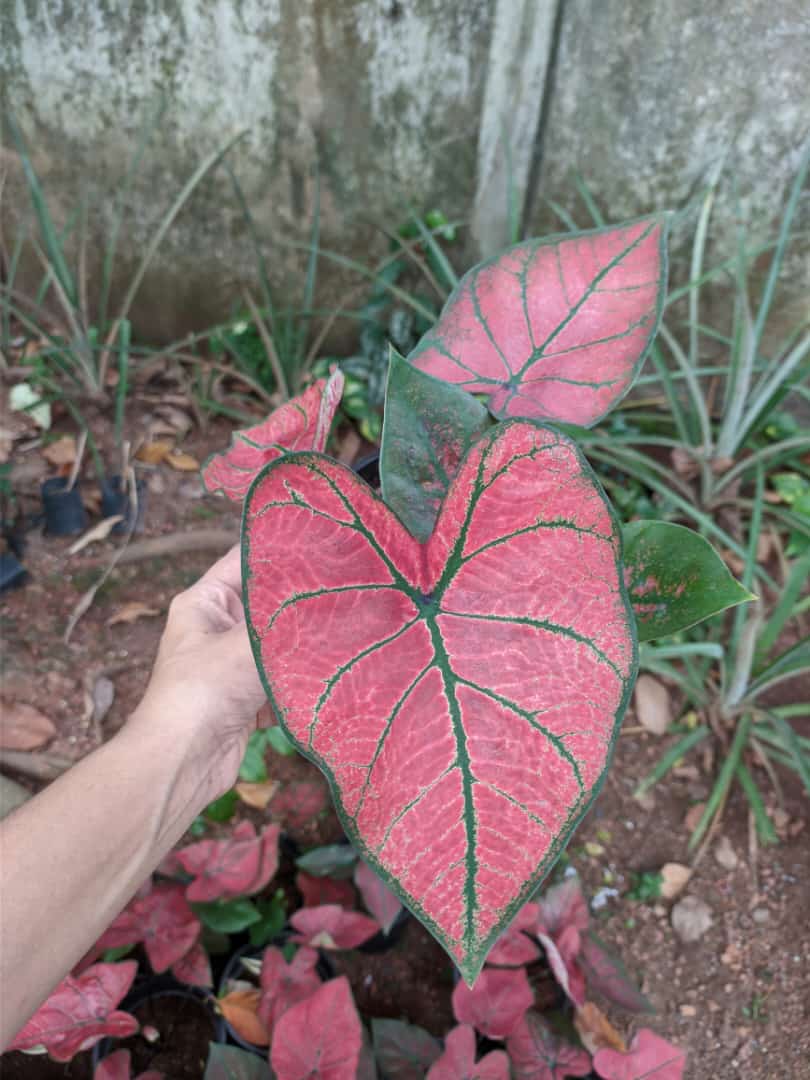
[634,726,710,797]
[543,198,579,232]
[735,761,778,844]
[746,636,810,699]
[410,211,459,292]
[767,713,810,797]
[572,170,604,227]
[755,546,810,664]
[688,713,751,850]
[114,319,130,447]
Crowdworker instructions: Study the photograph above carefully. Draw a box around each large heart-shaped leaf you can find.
[270,977,362,1080]
[243,421,636,981]
[623,521,754,641]
[258,945,321,1038]
[8,961,138,1062]
[202,370,344,501]
[408,218,667,426]
[380,348,492,541]
[174,821,280,902]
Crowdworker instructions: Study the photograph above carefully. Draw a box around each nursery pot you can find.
[219,940,333,1056]
[41,477,87,536]
[92,976,225,1079]
[100,473,147,534]
[353,451,380,489]
[0,551,27,593]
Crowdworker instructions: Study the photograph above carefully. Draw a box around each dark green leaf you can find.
[194,898,261,934]
[380,348,492,541]
[101,945,134,963]
[623,521,754,641]
[266,726,296,757]
[239,731,269,783]
[295,843,358,879]
[371,1019,441,1080]
[204,790,238,823]
[248,890,287,948]
[204,1042,274,1079]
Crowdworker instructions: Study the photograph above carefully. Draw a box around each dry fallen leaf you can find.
[574,1002,626,1055]
[634,674,672,736]
[165,449,200,472]
[218,989,270,1047]
[68,516,123,556]
[659,862,693,900]
[42,435,77,467]
[235,780,279,810]
[107,602,161,626]
[135,439,174,465]
[0,699,57,751]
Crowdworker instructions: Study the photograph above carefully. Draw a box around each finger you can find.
[200,544,243,591]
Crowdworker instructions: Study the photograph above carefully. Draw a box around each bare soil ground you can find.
[2,416,808,1079]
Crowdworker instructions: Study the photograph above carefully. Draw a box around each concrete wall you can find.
[1,0,808,342]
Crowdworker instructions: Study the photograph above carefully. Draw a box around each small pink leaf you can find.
[537,878,589,938]
[289,904,380,950]
[8,961,138,1062]
[409,218,667,426]
[427,1025,509,1080]
[243,422,637,982]
[174,821,280,902]
[506,1010,592,1080]
[537,925,586,1007]
[451,968,533,1039]
[202,371,344,501]
[270,780,329,827]
[296,871,356,909]
[94,1049,164,1080]
[270,976,362,1080]
[486,902,540,966]
[171,941,213,988]
[593,1028,686,1080]
[257,945,322,1038]
[96,883,200,973]
[354,859,403,934]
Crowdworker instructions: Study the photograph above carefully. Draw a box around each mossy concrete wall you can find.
[1,0,808,341]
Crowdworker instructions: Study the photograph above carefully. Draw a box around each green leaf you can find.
[248,890,287,948]
[239,730,269,783]
[380,348,492,541]
[266,725,297,757]
[194,898,261,934]
[623,521,754,642]
[204,1042,274,1079]
[295,843,358,879]
[203,790,238,823]
[101,944,135,963]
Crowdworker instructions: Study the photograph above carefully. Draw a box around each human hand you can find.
[129,545,267,806]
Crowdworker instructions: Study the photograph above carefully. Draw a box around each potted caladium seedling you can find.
[203,217,751,987]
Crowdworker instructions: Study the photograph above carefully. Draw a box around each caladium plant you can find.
[7,961,138,1062]
[199,214,750,984]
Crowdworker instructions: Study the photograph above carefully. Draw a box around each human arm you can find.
[0,546,266,1048]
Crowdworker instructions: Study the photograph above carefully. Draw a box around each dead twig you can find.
[84,528,238,568]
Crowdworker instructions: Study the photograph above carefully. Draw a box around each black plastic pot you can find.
[41,477,86,536]
[100,473,146,534]
[0,551,27,593]
[92,975,226,1072]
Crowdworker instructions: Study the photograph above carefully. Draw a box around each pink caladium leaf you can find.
[270,976,362,1080]
[257,945,321,1038]
[8,961,138,1062]
[96,882,200,973]
[593,1029,686,1080]
[427,1024,510,1080]
[289,903,380,950]
[537,924,585,1007]
[580,932,652,1014]
[202,369,345,501]
[506,1010,592,1080]
[451,967,534,1039]
[243,422,636,982]
[536,877,588,1005]
[94,1049,164,1080]
[485,901,541,966]
[408,217,667,426]
[296,870,356,909]
[174,821,281,902]
[354,858,404,934]
[171,941,213,988]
